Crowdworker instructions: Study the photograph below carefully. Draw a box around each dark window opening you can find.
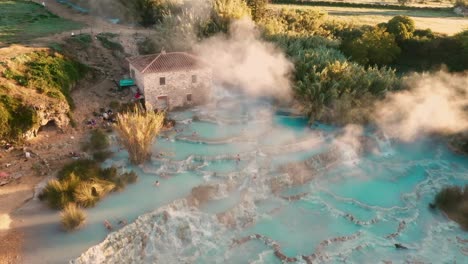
[192,75,197,83]
[160,77,166,85]
[187,94,192,102]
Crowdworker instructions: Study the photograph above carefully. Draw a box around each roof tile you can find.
[127,52,208,73]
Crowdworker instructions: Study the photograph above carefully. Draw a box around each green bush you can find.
[386,15,415,42]
[433,185,468,229]
[96,33,124,52]
[269,34,400,124]
[92,150,113,162]
[58,159,102,181]
[60,203,86,231]
[343,27,401,66]
[42,173,80,209]
[0,95,38,141]
[89,129,109,151]
[121,171,138,184]
[42,159,137,209]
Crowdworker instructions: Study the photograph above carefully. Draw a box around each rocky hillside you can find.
[0,46,87,141]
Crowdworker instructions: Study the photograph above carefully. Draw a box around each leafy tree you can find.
[345,27,401,65]
[386,15,415,41]
[246,0,267,22]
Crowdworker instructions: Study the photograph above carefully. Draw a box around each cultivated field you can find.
[272,3,468,35]
[0,0,83,45]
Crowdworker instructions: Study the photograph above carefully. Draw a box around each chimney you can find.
[161,48,166,55]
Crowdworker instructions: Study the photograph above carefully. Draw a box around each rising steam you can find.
[194,19,294,101]
[374,71,468,141]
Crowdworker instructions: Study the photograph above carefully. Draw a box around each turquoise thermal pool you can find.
[20,94,468,263]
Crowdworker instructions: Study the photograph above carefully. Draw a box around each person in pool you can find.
[104,220,113,231]
[154,180,160,187]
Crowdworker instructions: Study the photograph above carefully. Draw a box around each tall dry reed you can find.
[114,106,165,164]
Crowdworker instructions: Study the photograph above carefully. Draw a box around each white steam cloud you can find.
[194,19,294,101]
[374,71,468,141]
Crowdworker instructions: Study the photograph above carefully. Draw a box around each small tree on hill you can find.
[115,106,165,164]
[387,15,415,41]
[346,27,401,65]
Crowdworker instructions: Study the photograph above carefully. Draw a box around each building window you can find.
[192,75,197,83]
[130,69,135,79]
[186,94,192,102]
[160,77,165,85]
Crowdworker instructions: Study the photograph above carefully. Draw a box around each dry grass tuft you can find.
[60,203,86,231]
[114,106,165,164]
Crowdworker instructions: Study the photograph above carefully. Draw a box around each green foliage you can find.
[270,34,400,124]
[92,150,113,162]
[121,171,138,184]
[386,15,416,41]
[260,8,328,36]
[396,30,468,71]
[42,159,137,209]
[68,33,92,48]
[60,203,86,231]
[0,95,38,140]
[246,0,267,21]
[344,27,401,65]
[210,0,252,32]
[96,33,124,52]
[1,50,87,110]
[89,129,109,151]
[58,159,102,181]
[42,173,80,209]
[0,0,83,43]
[433,185,468,229]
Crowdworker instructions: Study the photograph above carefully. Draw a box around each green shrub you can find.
[58,159,101,181]
[0,95,38,141]
[343,27,401,66]
[89,129,109,151]
[96,33,124,51]
[386,15,415,42]
[101,167,119,182]
[92,150,113,162]
[42,173,80,209]
[433,185,468,229]
[60,203,86,231]
[121,171,138,184]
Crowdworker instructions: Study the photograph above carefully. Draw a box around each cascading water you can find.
[20,93,468,264]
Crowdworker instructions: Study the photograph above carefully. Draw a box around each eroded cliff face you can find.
[23,99,71,139]
[0,46,86,141]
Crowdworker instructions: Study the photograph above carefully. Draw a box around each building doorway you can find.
[156,96,168,110]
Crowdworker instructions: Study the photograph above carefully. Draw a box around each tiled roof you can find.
[127,52,208,74]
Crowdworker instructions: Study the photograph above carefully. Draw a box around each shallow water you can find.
[20,95,468,264]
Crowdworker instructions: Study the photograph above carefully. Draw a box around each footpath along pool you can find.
[21,94,468,263]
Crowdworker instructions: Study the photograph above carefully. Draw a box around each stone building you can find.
[127,51,212,110]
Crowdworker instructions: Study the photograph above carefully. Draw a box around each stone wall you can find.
[141,68,212,110]
[129,64,144,93]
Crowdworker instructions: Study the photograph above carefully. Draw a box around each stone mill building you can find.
[127,51,212,110]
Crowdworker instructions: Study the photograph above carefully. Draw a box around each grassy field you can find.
[272,4,468,35]
[0,0,83,45]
